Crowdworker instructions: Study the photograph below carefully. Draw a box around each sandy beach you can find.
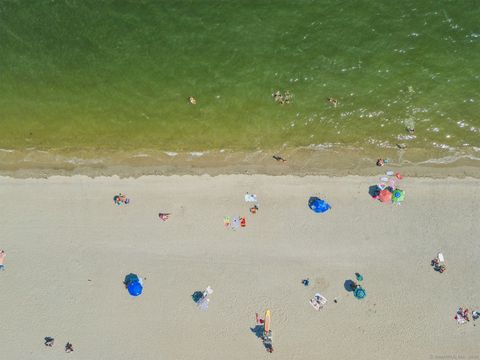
[0,174,479,359]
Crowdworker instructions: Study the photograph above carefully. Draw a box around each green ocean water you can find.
[0,0,479,159]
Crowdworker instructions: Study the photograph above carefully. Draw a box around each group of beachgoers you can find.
[43,337,73,353]
[375,127,417,166]
[272,90,293,105]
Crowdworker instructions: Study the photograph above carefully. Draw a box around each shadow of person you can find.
[250,325,264,339]
[191,291,204,303]
[368,185,380,198]
[344,279,356,292]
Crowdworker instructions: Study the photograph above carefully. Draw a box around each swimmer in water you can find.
[327,98,338,107]
[284,90,292,104]
[188,96,197,105]
[406,127,415,134]
[272,90,284,104]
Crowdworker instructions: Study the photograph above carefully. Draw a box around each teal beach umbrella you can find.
[354,287,366,300]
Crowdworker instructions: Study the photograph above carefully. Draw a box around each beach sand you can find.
[0,175,479,359]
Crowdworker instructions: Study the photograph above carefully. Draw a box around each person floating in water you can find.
[188,96,197,105]
[406,126,415,134]
[272,90,284,104]
[327,97,338,107]
[272,90,292,105]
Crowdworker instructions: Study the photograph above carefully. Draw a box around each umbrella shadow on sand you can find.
[368,185,380,198]
[250,325,264,339]
[191,291,204,303]
[123,273,139,287]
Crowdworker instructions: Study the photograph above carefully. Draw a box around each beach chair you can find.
[197,286,213,310]
[434,253,446,273]
[309,293,328,311]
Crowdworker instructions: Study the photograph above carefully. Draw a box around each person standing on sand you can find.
[0,250,6,271]
[44,337,54,347]
[65,343,74,353]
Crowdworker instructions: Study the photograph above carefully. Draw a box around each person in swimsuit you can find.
[327,97,338,107]
[0,250,6,271]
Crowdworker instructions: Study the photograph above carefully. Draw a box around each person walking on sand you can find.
[65,342,74,353]
[273,155,286,162]
[0,250,6,271]
[44,337,54,347]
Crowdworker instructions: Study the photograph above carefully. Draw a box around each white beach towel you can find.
[231,217,240,229]
[245,193,257,202]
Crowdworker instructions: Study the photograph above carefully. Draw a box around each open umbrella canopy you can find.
[308,197,331,213]
[354,287,366,299]
[127,281,143,296]
[392,189,405,203]
[124,273,143,297]
[378,189,392,203]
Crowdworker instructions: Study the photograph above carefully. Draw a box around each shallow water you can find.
[0,1,479,159]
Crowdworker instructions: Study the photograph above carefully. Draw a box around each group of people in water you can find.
[188,92,341,108]
[272,90,293,105]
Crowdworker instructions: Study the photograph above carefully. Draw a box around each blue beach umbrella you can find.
[127,281,143,296]
[308,197,331,213]
[124,273,143,297]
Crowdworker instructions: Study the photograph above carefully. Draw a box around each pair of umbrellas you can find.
[124,273,143,296]
[309,197,331,213]
[378,189,405,203]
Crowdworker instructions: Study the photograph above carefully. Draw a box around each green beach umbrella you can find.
[392,189,405,203]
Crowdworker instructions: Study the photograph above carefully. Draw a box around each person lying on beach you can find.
[44,337,54,347]
[0,250,6,271]
[65,342,74,353]
[158,213,170,221]
[376,159,385,167]
[188,96,197,105]
[327,97,338,107]
[250,205,258,214]
[273,155,286,162]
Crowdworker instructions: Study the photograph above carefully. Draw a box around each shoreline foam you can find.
[0,146,479,179]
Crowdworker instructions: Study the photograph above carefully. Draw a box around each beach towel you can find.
[455,313,467,324]
[224,216,230,228]
[231,217,240,229]
[245,193,257,202]
[309,293,327,310]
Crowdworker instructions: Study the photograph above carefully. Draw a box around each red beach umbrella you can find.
[378,189,392,203]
